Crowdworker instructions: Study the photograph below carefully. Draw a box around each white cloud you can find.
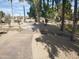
[0,8,11,15]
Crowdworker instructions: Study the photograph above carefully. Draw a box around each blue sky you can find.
[0,0,30,16]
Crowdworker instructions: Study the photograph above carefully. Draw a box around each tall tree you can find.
[60,0,65,31]
[71,0,78,41]
[0,11,5,19]
[0,11,5,29]
[51,0,54,8]
[19,0,26,22]
[27,0,41,22]
[42,0,49,18]
[8,0,14,25]
[8,0,13,17]
[47,0,50,7]
[57,0,73,32]
[28,4,36,18]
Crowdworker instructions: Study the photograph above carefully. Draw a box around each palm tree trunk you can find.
[38,0,42,22]
[47,0,49,7]
[23,5,26,22]
[8,0,13,16]
[8,0,13,26]
[34,0,40,22]
[19,0,26,22]
[52,0,54,8]
[11,2,14,24]
[43,0,45,9]
[71,0,77,41]
[11,2,13,17]
[60,0,65,31]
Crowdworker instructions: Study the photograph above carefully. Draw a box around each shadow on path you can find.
[32,23,79,59]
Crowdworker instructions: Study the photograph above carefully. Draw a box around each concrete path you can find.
[0,23,33,59]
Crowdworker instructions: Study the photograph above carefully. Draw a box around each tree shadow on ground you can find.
[32,23,79,59]
[32,23,71,38]
[0,31,7,36]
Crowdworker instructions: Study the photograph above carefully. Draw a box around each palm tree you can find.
[71,0,78,41]
[30,0,41,22]
[19,0,26,22]
[23,3,26,22]
[52,0,72,32]
[50,0,65,31]
[33,0,40,22]
[8,0,13,26]
[60,0,65,31]
[52,0,54,8]
[47,0,49,7]
[8,0,13,17]
[0,11,5,29]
